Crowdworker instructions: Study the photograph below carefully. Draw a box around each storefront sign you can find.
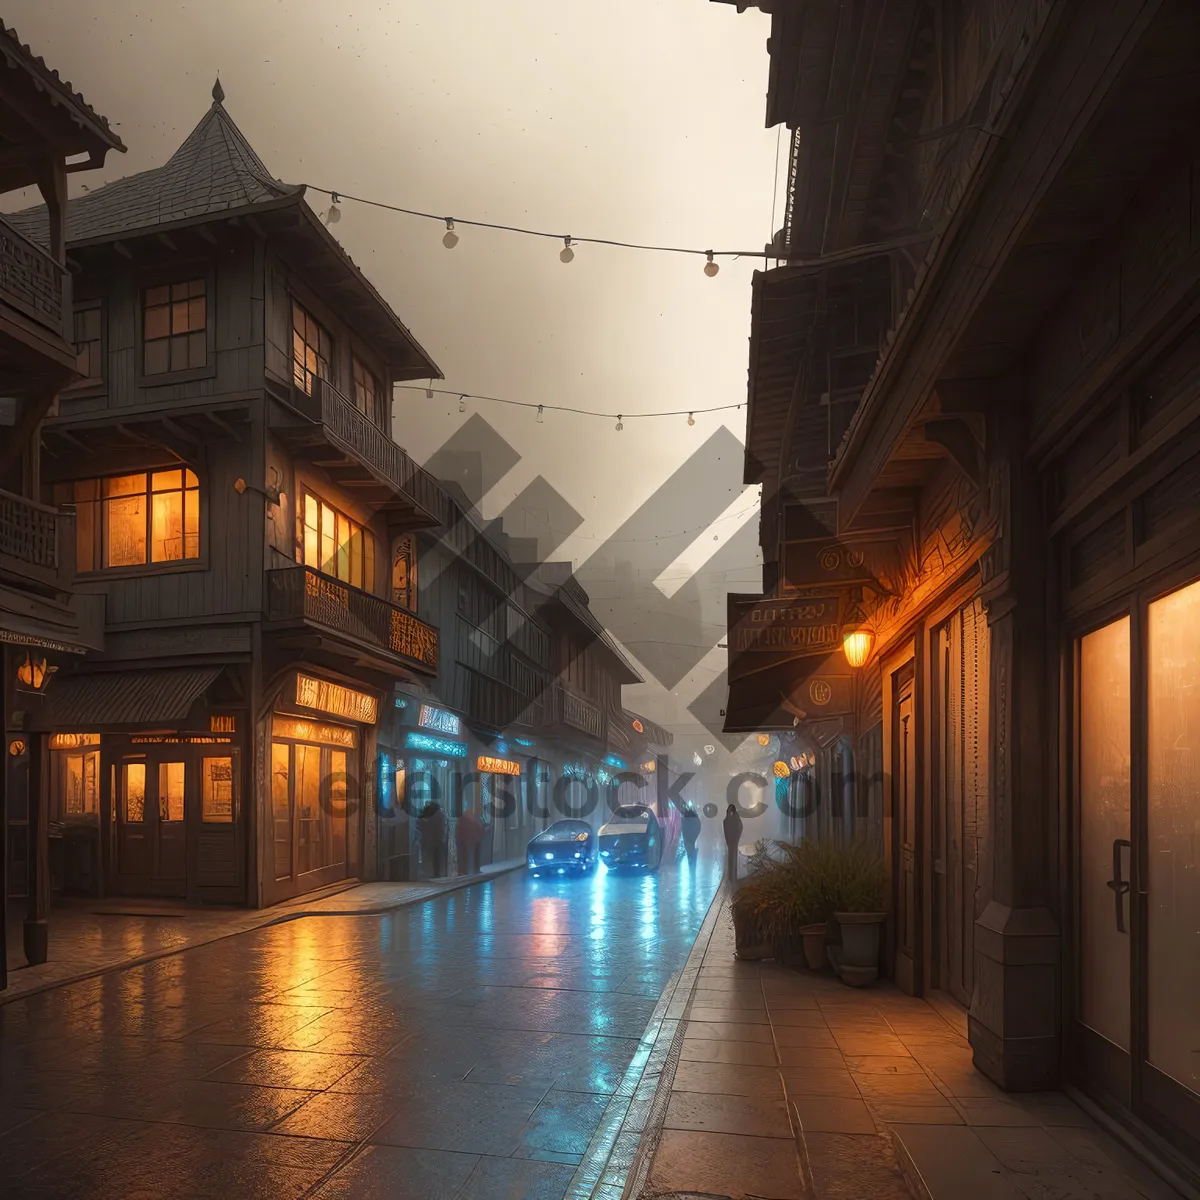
[389,609,439,671]
[781,535,903,592]
[418,704,460,735]
[210,715,236,733]
[272,716,357,748]
[406,731,467,757]
[640,759,656,773]
[631,719,644,733]
[604,754,627,769]
[296,674,378,724]
[728,595,843,673]
[49,733,100,750]
[131,735,233,745]
[478,756,521,776]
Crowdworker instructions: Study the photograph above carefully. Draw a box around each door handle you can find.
[1106,838,1131,934]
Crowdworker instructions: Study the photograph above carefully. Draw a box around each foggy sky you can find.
[10,0,777,766]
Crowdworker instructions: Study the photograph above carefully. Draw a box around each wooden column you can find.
[23,732,49,966]
[970,403,1061,1091]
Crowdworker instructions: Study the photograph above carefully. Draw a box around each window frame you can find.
[64,299,105,395]
[292,298,335,397]
[57,466,205,578]
[295,485,376,592]
[136,264,217,387]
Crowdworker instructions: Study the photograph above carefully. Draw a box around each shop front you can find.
[265,671,376,904]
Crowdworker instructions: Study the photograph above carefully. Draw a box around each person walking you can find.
[681,804,702,857]
[723,803,743,882]
[418,801,448,878]
[455,802,484,876]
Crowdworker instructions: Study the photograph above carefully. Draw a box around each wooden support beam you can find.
[161,416,199,445]
[157,232,178,252]
[113,241,133,260]
[204,411,239,439]
[195,224,219,246]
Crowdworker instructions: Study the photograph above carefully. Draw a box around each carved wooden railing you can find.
[0,486,60,573]
[0,215,66,338]
[267,565,439,673]
[303,377,444,523]
[548,681,603,740]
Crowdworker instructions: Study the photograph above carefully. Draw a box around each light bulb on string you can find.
[687,412,695,426]
[325,191,342,225]
[425,385,434,399]
[458,395,466,413]
[615,415,623,431]
[704,251,719,278]
[536,405,544,424]
[442,219,459,249]
[560,236,574,264]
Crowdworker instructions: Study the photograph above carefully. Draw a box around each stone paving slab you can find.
[2,860,525,1005]
[625,893,1188,1200]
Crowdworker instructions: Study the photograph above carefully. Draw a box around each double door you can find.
[1075,573,1200,1152]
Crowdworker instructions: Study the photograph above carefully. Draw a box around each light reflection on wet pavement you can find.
[0,848,722,1198]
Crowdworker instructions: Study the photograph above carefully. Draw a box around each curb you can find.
[0,860,526,1007]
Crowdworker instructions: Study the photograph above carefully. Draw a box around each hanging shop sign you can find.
[727,594,843,680]
[406,731,467,758]
[131,735,234,745]
[478,755,521,777]
[780,534,904,593]
[49,733,100,750]
[631,719,644,733]
[773,760,791,778]
[604,754,627,769]
[514,737,535,747]
[296,674,378,724]
[640,759,656,773]
[418,704,460,735]
[210,714,236,733]
[272,716,357,748]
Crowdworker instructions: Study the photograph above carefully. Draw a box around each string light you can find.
[536,405,544,423]
[442,219,459,249]
[458,395,466,413]
[325,191,341,224]
[397,383,742,424]
[560,236,574,264]
[615,415,623,431]
[704,251,718,277]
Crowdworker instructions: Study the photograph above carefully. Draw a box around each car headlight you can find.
[576,832,588,842]
[574,851,581,858]
[544,851,554,860]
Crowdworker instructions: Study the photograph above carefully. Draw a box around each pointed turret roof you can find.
[8,81,299,246]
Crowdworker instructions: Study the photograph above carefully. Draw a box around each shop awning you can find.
[49,667,222,728]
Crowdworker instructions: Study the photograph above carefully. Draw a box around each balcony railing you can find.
[0,215,66,340]
[0,487,71,592]
[548,681,604,740]
[267,566,439,674]
[299,377,444,524]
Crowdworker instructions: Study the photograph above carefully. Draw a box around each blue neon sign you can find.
[405,732,467,757]
[604,754,627,770]
[514,737,534,747]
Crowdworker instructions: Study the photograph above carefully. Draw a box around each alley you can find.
[0,853,722,1199]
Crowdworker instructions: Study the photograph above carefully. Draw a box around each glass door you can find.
[153,760,187,886]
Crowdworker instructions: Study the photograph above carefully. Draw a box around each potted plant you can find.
[775,840,835,971]
[729,841,779,960]
[829,839,888,986]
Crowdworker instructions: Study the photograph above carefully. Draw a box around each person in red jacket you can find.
[456,802,484,876]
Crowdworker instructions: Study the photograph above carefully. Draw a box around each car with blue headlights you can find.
[597,804,665,871]
[527,819,596,876]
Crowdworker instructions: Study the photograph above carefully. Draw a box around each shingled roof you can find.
[7,81,298,247]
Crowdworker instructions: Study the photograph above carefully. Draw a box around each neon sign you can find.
[418,704,460,735]
[604,754,627,769]
[478,756,520,776]
[405,732,467,757]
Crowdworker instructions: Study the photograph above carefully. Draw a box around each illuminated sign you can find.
[478,756,521,776]
[640,760,656,773]
[757,734,771,747]
[272,717,357,748]
[296,674,377,724]
[210,715,236,733]
[131,735,233,745]
[406,732,467,758]
[631,719,644,733]
[418,704,460,735]
[604,754,627,769]
[789,756,804,772]
[49,733,100,750]
[773,760,791,778]
[514,738,534,747]
[495,741,509,755]
[389,608,439,670]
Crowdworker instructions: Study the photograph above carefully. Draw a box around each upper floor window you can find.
[293,301,332,395]
[143,280,206,375]
[58,469,200,573]
[299,487,374,591]
[353,356,384,425]
[72,303,102,385]
[391,534,416,612]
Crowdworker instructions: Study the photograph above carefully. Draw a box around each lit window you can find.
[391,533,416,611]
[143,280,206,374]
[63,751,99,815]
[58,470,200,572]
[299,487,374,590]
[72,304,102,385]
[353,356,383,424]
[292,300,332,395]
[202,757,234,823]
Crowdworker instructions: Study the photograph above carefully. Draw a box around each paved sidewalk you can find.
[2,859,524,1005]
[628,894,1187,1200]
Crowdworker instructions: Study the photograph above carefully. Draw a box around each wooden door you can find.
[116,758,150,884]
[153,760,187,887]
[893,665,918,993]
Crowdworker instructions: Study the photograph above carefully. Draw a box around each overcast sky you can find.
[11,0,779,766]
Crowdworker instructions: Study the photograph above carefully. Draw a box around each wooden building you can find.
[6,82,443,915]
[0,23,123,985]
[718,0,1200,1182]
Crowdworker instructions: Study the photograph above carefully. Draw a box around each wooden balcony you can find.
[276,376,444,528]
[266,565,439,676]
[0,213,70,355]
[546,681,604,741]
[0,487,68,591]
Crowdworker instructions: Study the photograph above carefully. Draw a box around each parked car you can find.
[597,804,666,871]
[527,819,596,876]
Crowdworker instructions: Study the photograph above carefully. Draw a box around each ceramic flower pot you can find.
[835,912,886,969]
[799,924,828,971]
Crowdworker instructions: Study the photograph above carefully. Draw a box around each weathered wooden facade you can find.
[720,0,1200,1182]
[0,24,123,986]
[5,82,444,918]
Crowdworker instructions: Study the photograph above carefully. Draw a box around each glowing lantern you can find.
[632,719,644,733]
[757,734,770,747]
[843,629,874,668]
[773,760,790,778]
